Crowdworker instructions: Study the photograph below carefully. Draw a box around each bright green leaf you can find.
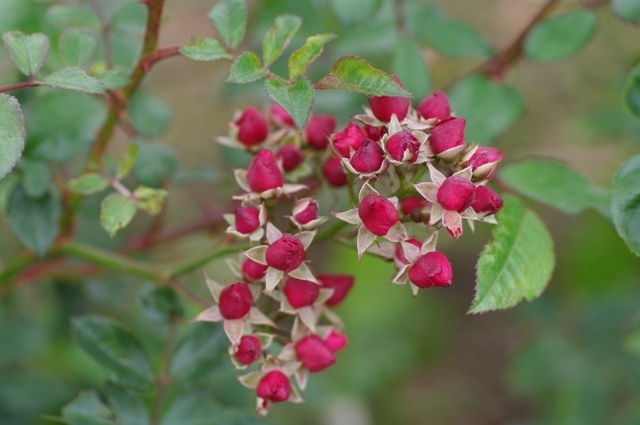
[19,159,50,198]
[416,18,493,58]
[262,14,302,67]
[0,94,25,180]
[105,384,150,425]
[62,390,115,425]
[208,0,247,50]
[6,186,60,257]
[391,38,430,100]
[59,27,97,68]
[68,172,109,195]
[611,154,640,256]
[226,52,266,84]
[180,37,232,61]
[170,323,227,389]
[316,56,413,97]
[448,74,523,144]
[288,33,336,79]
[133,142,178,188]
[2,31,49,76]
[624,64,640,119]
[470,195,555,314]
[330,0,382,25]
[100,192,137,237]
[500,159,610,218]
[38,67,105,94]
[524,10,597,62]
[71,316,155,390]
[133,186,167,216]
[612,0,640,24]
[127,91,171,138]
[265,75,314,130]
[117,145,138,179]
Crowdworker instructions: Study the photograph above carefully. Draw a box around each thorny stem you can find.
[152,313,179,425]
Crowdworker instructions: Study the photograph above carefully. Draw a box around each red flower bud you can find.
[234,335,261,365]
[318,274,354,307]
[276,145,304,171]
[324,330,348,352]
[464,147,505,179]
[283,277,320,308]
[471,186,503,215]
[234,206,260,234]
[358,194,399,236]
[235,106,269,146]
[417,90,451,121]
[295,335,336,372]
[269,104,295,127]
[305,115,336,150]
[400,196,427,216]
[242,258,268,281]
[350,139,384,174]
[437,176,475,212]
[367,75,410,122]
[429,117,465,155]
[293,199,318,225]
[246,150,284,193]
[408,251,453,288]
[363,124,386,141]
[386,130,420,163]
[332,122,366,157]
[257,370,291,403]
[218,282,253,319]
[265,234,305,272]
[322,156,347,187]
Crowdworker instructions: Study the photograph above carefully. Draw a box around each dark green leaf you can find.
[6,186,60,257]
[161,392,269,425]
[611,154,640,255]
[524,10,597,62]
[0,94,25,180]
[208,0,247,50]
[2,31,49,76]
[133,186,167,216]
[288,33,336,79]
[139,287,183,321]
[19,159,50,198]
[127,91,171,138]
[316,56,413,97]
[416,18,493,58]
[330,0,382,25]
[612,0,640,24]
[500,159,610,218]
[71,316,155,390]
[391,38,430,100]
[262,15,302,67]
[470,195,555,314]
[59,27,97,68]
[100,192,137,237]
[116,145,138,179]
[105,383,150,425]
[226,52,266,84]
[38,67,105,94]
[180,37,232,61]
[62,390,115,425]
[133,142,178,188]
[448,74,523,144]
[624,64,640,119]
[265,75,314,131]
[67,172,109,195]
[170,323,227,388]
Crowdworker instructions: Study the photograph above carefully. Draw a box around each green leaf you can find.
[127,91,171,138]
[316,56,413,97]
[330,0,382,25]
[133,142,178,188]
[265,75,314,131]
[68,172,109,195]
[161,392,268,425]
[391,38,430,100]
[208,0,247,50]
[612,0,640,24]
[524,9,597,62]
[500,159,610,218]
[133,186,167,216]
[100,192,137,237]
[611,154,640,255]
[105,384,150,425]
[139,287,183,321]
[180,37,232,61]
[117,145,138,179]
[416,18,493,58]
[226,52,266,84]
[448,74,523,144]
[0,94,25,180]
[71,316,155,390]
[62,390,115,425]
[2,31,50,76]
[288,33,336,79]
[38,67,105,94]
[170,323,227,388]
[470,196,555,314]
[96,68,129,90]
[262,15,302,67]
[59,27,97,68]
[19,159,51,198]
[6,187,61,257]
[624,64,640,119]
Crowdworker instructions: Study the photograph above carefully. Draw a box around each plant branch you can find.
[0,81,40,94]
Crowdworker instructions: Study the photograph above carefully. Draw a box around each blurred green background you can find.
[1,0,640,424]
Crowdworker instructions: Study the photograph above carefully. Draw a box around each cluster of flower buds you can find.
[196,76,504,414]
